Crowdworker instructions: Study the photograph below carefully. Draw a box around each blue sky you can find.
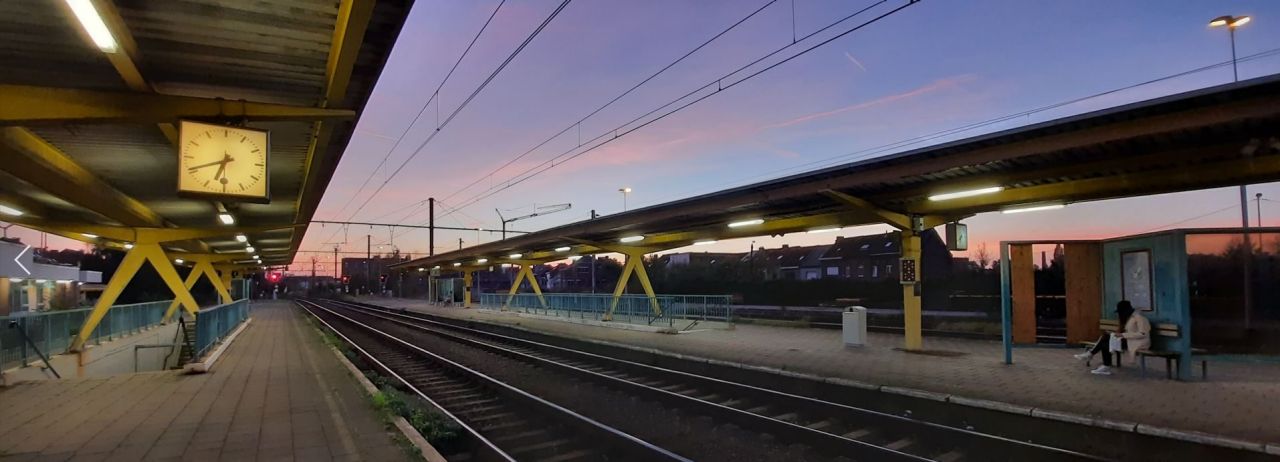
[18,1,1280,275]
[300,0,1280,274]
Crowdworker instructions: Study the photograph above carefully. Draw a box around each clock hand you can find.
[214,163,226,181]
[186,159,227,171]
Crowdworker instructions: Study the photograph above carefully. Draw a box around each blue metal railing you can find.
[194,299,249,359]
[477,293,733,329]
[0,300,171,371]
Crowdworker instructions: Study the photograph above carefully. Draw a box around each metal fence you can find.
[1,300,171,371]
[477,293,733,329]
[194,299,249,359]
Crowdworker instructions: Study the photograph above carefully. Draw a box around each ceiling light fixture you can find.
[928,186,1003,201]
[235,234,247,242]
[693,240,717,246]
[619,235,645,243]
[807,227,842,234]
[555,246,571,252]
[0,205,23,216]
[1002,204,1066,214]
[728,218,764,228]
[65,0,119,53]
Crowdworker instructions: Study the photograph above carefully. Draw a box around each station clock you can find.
[177,120,270,202]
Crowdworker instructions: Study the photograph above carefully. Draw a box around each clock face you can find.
[176,120,270,201]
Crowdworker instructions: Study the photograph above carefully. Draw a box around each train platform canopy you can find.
[0,0,413,267]
[393,74,1280,270]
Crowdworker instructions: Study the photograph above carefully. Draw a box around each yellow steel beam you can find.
[70,243,200,351]
[324,0,375,108]
[822,190,913,230]
[73,0,181,144]
[463,271,474,308]
[901,231,923,351]
[162,257,234,322]
[290,0,375,264]
[502,264,548,310]
[1,127,164,227]
[604,249,661,321]
[0,85,356,126]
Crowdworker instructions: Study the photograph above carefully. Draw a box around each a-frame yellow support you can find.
[70,243,200,351]
[503,263,547,310]
[162,257,234,322]
[606,250,660,321]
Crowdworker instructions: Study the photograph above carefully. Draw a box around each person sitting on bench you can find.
[1074,300,1150,375]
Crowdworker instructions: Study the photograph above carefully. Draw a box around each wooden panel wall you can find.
[1064,243,1103,344]
[1010,244,1037,344]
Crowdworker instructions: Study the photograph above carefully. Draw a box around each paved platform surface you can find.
[369,297,1280,446]
[0,301,410,462]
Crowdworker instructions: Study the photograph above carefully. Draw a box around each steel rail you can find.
[326,298,1102,461]
[298,299,690,462]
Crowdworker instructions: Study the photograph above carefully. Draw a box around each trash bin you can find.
[842,306,867,347]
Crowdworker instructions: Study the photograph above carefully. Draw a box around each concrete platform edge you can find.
[453,313,1279,454]
[183,317,251,374]
[305,310,446,462]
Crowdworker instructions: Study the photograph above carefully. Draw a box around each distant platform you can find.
[364,296,1280,450]
[0,301,410,462]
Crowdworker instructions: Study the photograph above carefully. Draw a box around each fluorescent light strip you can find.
[807,227,841,234]
[509,253,523,259]
[82,233,98,238]
[235,234,248,242]
[727,218,764,228]
[619,235,645,243]
[476,258,488,264]
[65,0,119,53]
[928,186,1004,202]
[218,213,235,225]
[1002,204,1066,214]
[452,262,462,267]
[0,205,23,216]
[555,246,571,252]
[693,240,717,246]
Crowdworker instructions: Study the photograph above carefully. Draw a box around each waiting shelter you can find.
[1000,227,1280,380]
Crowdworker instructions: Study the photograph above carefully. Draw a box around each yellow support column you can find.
[502,266,526,311]
[69,247,147,351]
[69,243,200,351]
[463,271,473,308]
[162,258,234,322]
[902,231,923,350]
[605,256,637,321]
[163,261,205,322]
[525,265,548,308]
[605,252,660,321]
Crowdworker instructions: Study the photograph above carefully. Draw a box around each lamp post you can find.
[619,187,632,212]
[1210,15,1253,230]
[1211,14,1254,330]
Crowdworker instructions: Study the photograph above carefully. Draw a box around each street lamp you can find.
[619,187,632,212]
[1209,15,1251,81]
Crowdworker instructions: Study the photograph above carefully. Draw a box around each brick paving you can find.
[0,301,410,462]
[372,297,1280,446]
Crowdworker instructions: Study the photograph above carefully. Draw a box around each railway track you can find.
[315,298,1100,462]
[298,299,689,462]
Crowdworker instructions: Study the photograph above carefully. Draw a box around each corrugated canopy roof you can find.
[395,74,1280,271]
[0,0,414,266]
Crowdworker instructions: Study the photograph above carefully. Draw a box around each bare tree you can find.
[974,242,992,270]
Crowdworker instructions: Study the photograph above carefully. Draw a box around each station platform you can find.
[0,301,409,462]
[366,297,1280,451]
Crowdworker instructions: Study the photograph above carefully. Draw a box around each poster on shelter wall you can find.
[1121,250,1154,312]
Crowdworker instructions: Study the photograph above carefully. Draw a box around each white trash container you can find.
[842,306,867,347]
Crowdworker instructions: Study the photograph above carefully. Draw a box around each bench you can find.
[1083,319,1207,379]
[1136,319,1203,378]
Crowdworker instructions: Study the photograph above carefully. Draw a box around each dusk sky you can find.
[13,1,1280,276]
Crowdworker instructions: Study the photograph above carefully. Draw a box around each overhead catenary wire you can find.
[449,45,1280,217]
[437,0,913,219]
[344,0,574,225]
[371,0,784,224]
[318,0,510,246]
